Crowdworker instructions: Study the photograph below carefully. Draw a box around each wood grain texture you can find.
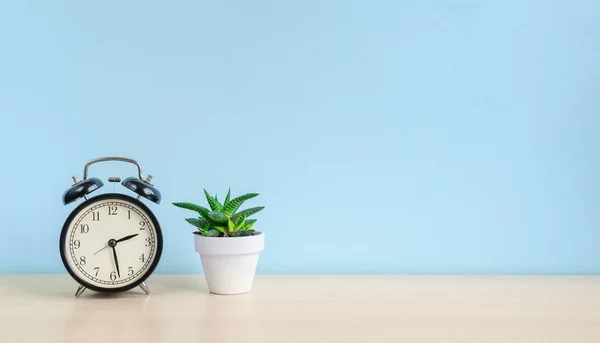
[0,275,599,343]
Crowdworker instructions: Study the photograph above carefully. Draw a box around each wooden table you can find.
[1,275,599,342]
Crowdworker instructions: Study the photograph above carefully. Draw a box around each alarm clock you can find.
[60,157,163,297]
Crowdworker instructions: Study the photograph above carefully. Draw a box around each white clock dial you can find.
[61,194,162,291]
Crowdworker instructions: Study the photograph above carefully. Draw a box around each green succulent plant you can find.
[173,188,264,237]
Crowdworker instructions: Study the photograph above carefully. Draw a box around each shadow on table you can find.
[146,274,210,294]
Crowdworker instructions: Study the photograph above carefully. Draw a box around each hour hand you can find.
[116,233,139,243]
[94,234,138,255]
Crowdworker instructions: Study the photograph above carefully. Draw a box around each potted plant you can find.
[173,189,265,294]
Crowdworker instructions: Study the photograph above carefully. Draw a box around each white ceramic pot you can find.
[194,232,265,295]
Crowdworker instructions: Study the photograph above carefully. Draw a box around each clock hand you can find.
[94,245,109,255]
[112,246,120,278]
[116,233,139,243]
[94,234,139,255]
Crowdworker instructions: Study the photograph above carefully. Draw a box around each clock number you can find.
[128,266,134,276]
[139,221,146,230]
[93,267,100,276]
[108,206,118,216]
[110,271,117,281]
[145,237,151,246]
[73,240,81,249]
[80,224,89,234]
[128,210,131,219]
[79,256,86,265]
[92,212,100,221]
[139,253,145,262]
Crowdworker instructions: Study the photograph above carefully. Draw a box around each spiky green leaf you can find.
[222,193,259,215]
[233,230,256,237]
[227,218,236,232]
[185,218,208,229]
[204,189,222,211]
[244,221,255,231]
[204,229,220,237]
[215,226,227,234]
[223,188,231,207]
[173,202,211,218]
[241,219,256,230]
[207,211,228,224]
[231,206,264,223]
[235,215,246,227]
[172,202,206,213]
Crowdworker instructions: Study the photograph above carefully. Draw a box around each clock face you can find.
[60,193,162,292]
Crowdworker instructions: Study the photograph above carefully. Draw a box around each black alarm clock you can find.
[60,157,163,297]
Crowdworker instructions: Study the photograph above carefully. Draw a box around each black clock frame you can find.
[59,193,163,293]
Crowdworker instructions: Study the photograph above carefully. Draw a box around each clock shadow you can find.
[82,290,149,299]
[2,275,156,299]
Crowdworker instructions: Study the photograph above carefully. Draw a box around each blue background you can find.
[0,1,598,274]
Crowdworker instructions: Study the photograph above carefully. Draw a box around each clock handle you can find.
[83,157,148,182]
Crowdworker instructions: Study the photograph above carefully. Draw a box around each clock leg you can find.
[75,285,86,298]
[139,282,150,295]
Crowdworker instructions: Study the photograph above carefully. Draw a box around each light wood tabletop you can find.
[0,275,599,343]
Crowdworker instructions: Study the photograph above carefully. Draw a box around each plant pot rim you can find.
[195,231,265,255]
[194,231,264,239]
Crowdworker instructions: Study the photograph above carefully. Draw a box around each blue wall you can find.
[1,1,598,274]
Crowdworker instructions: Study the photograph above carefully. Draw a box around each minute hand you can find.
[112,247,120,278]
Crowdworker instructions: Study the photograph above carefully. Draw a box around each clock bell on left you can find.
[59,157,163,297]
